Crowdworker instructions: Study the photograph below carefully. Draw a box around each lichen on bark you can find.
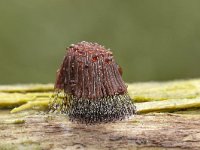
[1,79,200,114]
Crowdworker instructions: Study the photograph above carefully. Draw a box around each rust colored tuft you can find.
[51,41,136,124]
[55,41,127,99]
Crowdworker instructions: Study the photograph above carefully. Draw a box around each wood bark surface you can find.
[1,79,200,150]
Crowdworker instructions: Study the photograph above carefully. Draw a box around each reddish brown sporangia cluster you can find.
[51,41,136,124]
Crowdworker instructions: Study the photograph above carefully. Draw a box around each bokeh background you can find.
[1,0,200,84]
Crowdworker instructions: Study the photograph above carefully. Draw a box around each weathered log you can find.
[0,111,200,149]
[1,79,200,149]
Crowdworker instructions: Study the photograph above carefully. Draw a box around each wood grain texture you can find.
[0,111,200,150]
[1,79,200,149]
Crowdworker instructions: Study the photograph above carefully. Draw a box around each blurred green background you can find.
[1,0,200,84]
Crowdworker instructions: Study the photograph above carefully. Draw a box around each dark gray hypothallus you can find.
[50,41,136,124]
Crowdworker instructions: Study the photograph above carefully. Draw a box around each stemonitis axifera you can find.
[50,41,136,124]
